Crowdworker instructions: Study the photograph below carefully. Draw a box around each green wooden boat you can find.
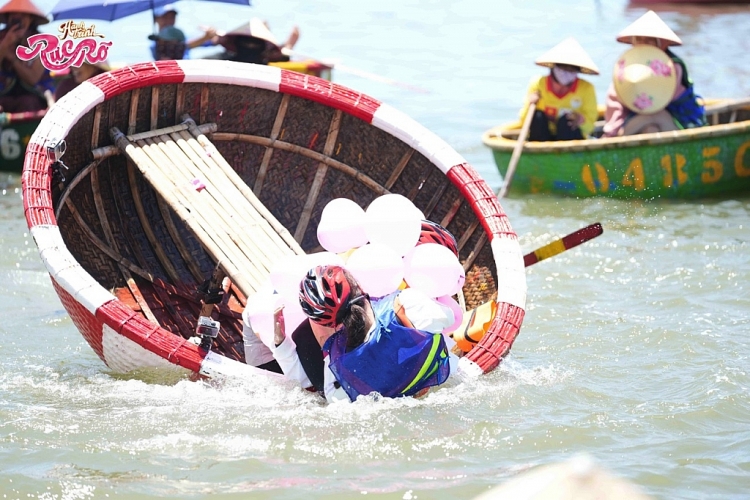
[0,110,45,173]
[482,98,750,199]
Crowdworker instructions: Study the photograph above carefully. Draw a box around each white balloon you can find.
[364,194,422,256]
[404,243,466,298]
[245,291,282,349]
[345,243,404,298]
[317,198,368,253]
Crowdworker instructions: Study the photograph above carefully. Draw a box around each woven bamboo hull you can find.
[0,110,45,173]
[483,103,750,199]
[22,60,527,383]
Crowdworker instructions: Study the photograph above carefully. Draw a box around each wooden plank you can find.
[294,110,343,242]
[212,132,388,196]
[254,94,290,195]
[200,83,209,124]
[440,197,463,228]
[183,117,305,254]
[156,194,206,283]
[127,88,140,136]
[150,86,159,131]
[90,106,101,150]
[384,149,414,190]
[89,167,159,323]
[126,161,182,283]
[175,83,185,123]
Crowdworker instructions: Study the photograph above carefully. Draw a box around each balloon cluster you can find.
[246,194,466,345]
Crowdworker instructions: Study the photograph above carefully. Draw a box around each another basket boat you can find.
[22,60,526,385]
[482,98,750,199]
[1,110,46,173]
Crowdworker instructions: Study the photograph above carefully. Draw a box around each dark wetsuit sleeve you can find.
[292,321,325,392]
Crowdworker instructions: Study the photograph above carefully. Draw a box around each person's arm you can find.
[269,308,314,389]
[282,26,299,51]
[602,83,627,138]
[395,288,454,333]
[518,75,543,127]
[187,27,217,49]
[0,28,45,87]
[9,56,44,86]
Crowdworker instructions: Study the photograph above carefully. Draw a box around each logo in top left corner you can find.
[15,20,112,72]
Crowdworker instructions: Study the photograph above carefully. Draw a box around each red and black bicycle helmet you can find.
[418,220,459,257]
[299,265,352,328]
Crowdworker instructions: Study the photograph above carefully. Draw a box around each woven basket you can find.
[23,60,527,381]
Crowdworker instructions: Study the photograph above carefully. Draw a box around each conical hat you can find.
[617,10,682,47]
[613,45,677,115]
[0,0,48,26]
[472,454,653,500]
[534,37,599,75]
[224,17,279,46]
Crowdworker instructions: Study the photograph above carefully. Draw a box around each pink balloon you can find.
[269,254,312,296]
[317,198,368,253]
[280,293,308,337]
[245,291,282,349]
[436,295,463,334]
[345,243,404,298]
[403,243,466,298]
[306,251,345,269]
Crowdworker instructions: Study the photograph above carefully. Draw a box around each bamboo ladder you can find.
[111,115,306,299]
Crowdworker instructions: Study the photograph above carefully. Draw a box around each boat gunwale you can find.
[482,106,750,154]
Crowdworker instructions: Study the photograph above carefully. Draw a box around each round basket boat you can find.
[22,60,526,384]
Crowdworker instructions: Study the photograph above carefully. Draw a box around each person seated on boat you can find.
[215,18,299,65]
[0,0,54,113]
[602,10,706,137]
[267,265,455,403]
[519,37,599,142]
[53,60,110,102]
[149,3,216,61]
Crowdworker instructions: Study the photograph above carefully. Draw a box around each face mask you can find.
[552,66,578,86]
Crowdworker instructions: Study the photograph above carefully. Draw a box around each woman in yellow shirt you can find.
[519,37,599,141]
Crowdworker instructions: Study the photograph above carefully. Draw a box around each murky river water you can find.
[2,0,750,498]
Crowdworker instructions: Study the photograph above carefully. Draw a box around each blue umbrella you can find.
[49,0,251,22]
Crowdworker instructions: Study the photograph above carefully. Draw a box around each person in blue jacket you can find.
[270,265,454,402]
[148,3,216,61]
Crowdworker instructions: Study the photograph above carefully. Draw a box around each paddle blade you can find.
[524,223,603,267]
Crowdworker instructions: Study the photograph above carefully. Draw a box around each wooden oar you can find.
[523,223,603,267]
[497,101,536,199]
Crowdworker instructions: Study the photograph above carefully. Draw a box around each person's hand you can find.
[566,111,584,128]
[285,25,300,50]
[527,90,540,105]
[273,307,286,347]
[0,30,16,61]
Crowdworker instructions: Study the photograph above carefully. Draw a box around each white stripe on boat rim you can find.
[372,103,466,175]
[31,225,115,314]
[28,81,105,148]
[177,59,282,91]
[102,324,193,374]
[199,350,289,382]
[457,357,483,379]
[491,236,527,310]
